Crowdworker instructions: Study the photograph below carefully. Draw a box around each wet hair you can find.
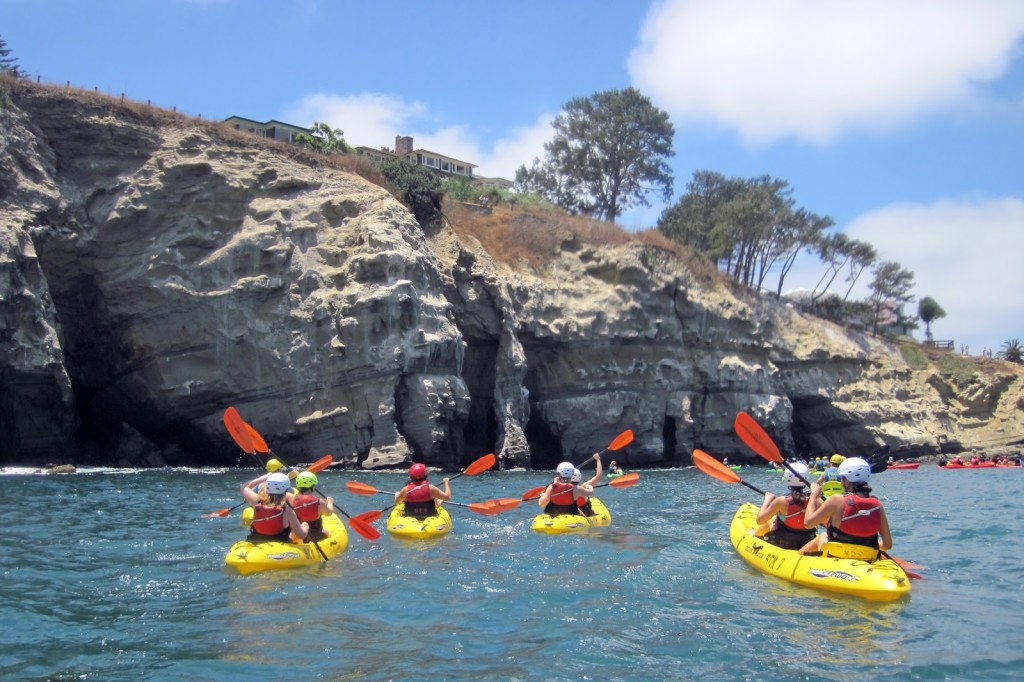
[788,487,809,503]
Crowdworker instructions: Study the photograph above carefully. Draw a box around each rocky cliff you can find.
[3,78,1022,470]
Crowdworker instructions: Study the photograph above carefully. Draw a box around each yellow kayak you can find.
[581,497,611,527]
[224,512,349,575]
[729,502,910,601]
[530,509,590,534]
[387,503,453,539]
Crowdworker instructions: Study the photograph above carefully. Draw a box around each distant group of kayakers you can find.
[938,448,1022,467]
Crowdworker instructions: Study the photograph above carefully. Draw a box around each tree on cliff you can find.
[868,261,915,337]
[998,339,1023,364]
[515,87,674,222]
[917,296,946,342]
[1,36,24,77]
[658,170,833,294]
[378,158,444,226]
[295,122,349,153]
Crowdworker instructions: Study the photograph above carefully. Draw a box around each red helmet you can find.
[409,463,427,480]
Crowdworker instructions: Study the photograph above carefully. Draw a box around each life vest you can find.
[821,467,844,498]
[292,494,321,522]
[828,494,882,547]
[777,494,808,530]
[405,481,432,503]
[577,495,595,516]
[548,482,575,506]
[544,482,579,516]
[250,503,286,536]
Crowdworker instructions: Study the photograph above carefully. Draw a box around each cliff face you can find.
[2,80,1022,469]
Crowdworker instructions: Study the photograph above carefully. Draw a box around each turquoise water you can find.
[1,464,1022,681]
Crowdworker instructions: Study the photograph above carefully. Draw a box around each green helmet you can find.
[294,471,318,489]
[266,458,284,473]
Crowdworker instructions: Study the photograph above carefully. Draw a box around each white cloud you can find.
[629,0,1024,144]
[783,198,1024,351]
[282,91,552,181]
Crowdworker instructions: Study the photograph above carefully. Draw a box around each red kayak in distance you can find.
[888,462,920,470]
[940,462,997,469]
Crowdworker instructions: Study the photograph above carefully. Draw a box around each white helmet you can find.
[264,472,291,495]
[783,462,810,488]
[571,468,582,484]
[556,461,575,479]
[838,457,871,483]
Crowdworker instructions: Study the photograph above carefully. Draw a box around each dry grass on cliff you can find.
[3,75,387,188]
[443,200,721,285]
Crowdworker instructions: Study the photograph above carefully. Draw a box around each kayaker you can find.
[814,454,845,498]
[572,456,603,517]
[755,462,818,550]
[241,471,307,544]
[539,461,592,516]
[288,471,334,542]
[393,463,451,519]
[800,457,893,557]
[252,458,286,495]
[609,460,620,475]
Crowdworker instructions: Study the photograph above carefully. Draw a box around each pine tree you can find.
[1,36,25,77]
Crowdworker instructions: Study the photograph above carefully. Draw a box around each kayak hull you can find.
[888,463,920,470]
[729,502,910,602]
[531,511,591,534]
[225,512,349,574]
[387,503,453,539]
[583,497,611,527]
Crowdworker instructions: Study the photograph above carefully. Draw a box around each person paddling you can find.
[538,461,592,516]
[572,454,603,517]
[241,471,307,544]
[814,454,845,498]
[393,463,451,519]
[800,457,893,558]
[755,461,818,551]
[288,471,334,542]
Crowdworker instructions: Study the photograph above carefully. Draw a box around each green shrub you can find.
[900,342,929,370]
[937,353,977,389]
[378,159,444,227]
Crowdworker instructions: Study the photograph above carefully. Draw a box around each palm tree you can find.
[998,338,1023,364]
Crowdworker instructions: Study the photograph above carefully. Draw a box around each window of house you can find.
[425,157,436,167]
[455,165,465,174]
[441,161,450,172]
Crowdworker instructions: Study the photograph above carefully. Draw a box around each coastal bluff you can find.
[3,79,1022,470]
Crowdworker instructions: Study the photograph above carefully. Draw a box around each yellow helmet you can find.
[265,458,284,473]
[830,454,845,466]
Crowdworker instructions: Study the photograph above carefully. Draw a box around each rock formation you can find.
[2,78,1022,470]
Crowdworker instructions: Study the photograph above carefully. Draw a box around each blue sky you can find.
[5,0,1024,355]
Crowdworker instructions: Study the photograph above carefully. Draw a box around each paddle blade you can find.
[468,501,502,515]
[869,445,891,474]
[608,429,634,451]
[353,510,383,524]
[521,485,547,500]
[692,450,743,484]
[734,412,783,462]
[485,497,522,513]
[305,454,334,473]
[608,471,641,488]
[244,423,270,454]
[223,407,255,454]
[348,515,381,540]
[462,453,497,476]
[346,481,380,496]
[201,508,232,518]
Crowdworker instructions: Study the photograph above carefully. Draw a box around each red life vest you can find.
[548,482,575,506]
[837,494,882,538]
[292,494,321,522]
[251,503,286,535]
[405,481,432,503]
[779,494,808,530]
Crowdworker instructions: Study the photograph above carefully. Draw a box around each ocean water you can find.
[1,464,1021,681]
